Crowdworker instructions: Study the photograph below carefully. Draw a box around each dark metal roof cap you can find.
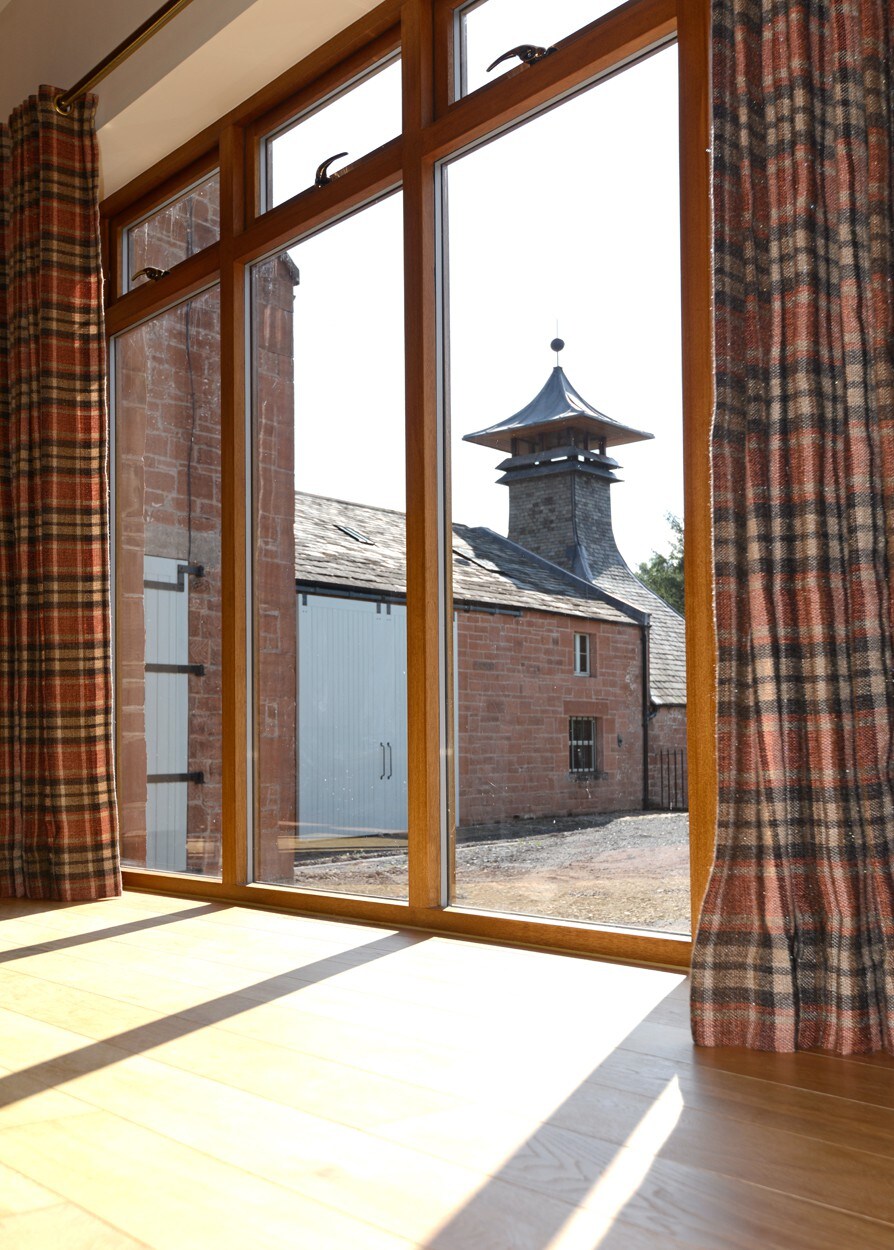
[463,366,653,453]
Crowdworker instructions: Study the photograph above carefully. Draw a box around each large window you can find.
[443,41,690,934]
[106,0,711,967]
[250,193,408,898]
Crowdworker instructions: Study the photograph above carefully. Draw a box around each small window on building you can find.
[573,632,590,675]
[569,717,598,773]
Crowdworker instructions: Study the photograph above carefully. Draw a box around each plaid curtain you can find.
[691,2,894,1051]
[0,88,120,899]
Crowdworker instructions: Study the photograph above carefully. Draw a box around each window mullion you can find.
[219,122,250,888]
[402,0,445,909]
[677,0,715,933]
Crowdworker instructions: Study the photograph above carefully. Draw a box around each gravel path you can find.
[295,810,691,934]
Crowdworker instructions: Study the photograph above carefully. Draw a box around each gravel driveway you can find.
[295,810,691,935]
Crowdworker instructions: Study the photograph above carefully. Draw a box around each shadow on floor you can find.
[0,929,410,1110]
[0,901,223,963]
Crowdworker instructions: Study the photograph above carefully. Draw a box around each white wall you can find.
[0,0,383,197]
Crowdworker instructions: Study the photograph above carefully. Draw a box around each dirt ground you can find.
[294,810,691,935]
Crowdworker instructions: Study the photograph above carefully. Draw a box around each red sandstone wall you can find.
[647,704,688,809]
[455,610,645,825]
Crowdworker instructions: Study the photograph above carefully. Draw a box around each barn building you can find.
[294,491,648,839]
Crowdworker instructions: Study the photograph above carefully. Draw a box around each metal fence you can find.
[658,748,688,811]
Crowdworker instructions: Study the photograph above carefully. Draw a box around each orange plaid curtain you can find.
[0,88,120,899]
[692,1,894,1052]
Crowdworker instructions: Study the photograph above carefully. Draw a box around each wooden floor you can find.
[1,894,893,1249]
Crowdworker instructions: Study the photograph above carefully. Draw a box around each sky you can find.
[272,11,682,570]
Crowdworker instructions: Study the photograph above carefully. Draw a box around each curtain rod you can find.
[54,0,198,115]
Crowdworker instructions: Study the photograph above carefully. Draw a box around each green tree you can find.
[636,513,684,616]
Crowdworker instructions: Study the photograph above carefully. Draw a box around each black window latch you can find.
[486,44,557,74]
[315,152,349,187]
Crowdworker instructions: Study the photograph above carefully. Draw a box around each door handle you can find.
[380,742,386,780]
[386,742,393,780]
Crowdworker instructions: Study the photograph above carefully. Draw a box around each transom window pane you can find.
[459,0,623,96]
[264,56,402,209]
[124,172,220,293]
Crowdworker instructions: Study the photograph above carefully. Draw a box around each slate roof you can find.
[587,561,687,705]
[464,366,653,453]
[294,493,638,628]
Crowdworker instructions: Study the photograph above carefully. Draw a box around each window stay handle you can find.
[315,152,349,187]
[486,44,556,74]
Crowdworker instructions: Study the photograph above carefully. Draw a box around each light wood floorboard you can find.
[1,892,893,1249]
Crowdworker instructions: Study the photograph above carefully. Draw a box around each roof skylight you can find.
[335,523,374,545]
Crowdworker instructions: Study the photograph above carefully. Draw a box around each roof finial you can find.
[550,335,565,365]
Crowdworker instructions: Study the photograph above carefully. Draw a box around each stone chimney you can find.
[463,341,652,581]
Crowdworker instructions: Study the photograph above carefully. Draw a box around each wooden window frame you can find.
[102,0,713,971]
[574,633,591,677]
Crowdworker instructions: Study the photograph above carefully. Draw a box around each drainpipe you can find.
[641,619,651,810]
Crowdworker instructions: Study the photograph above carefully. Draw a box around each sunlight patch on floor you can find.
[585,1076,683,1248]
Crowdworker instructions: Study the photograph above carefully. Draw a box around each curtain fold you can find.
[0,87,120,900]
[692,0,894,1052]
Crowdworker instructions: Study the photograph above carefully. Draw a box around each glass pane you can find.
[264,57,402,210]
[460,0,623,96]
[125,172,220,292]
[251,193,407,898]
[445,45,689,934]
[115,286,222,877]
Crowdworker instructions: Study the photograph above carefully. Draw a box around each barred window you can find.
[569,717,598,773]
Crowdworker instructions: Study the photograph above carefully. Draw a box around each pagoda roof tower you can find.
[459,340,686,708]
[464,361,652,456]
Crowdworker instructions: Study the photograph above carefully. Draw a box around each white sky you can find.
[277,20,681,570]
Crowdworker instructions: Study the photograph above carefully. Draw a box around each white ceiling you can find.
[0,0,381,197]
